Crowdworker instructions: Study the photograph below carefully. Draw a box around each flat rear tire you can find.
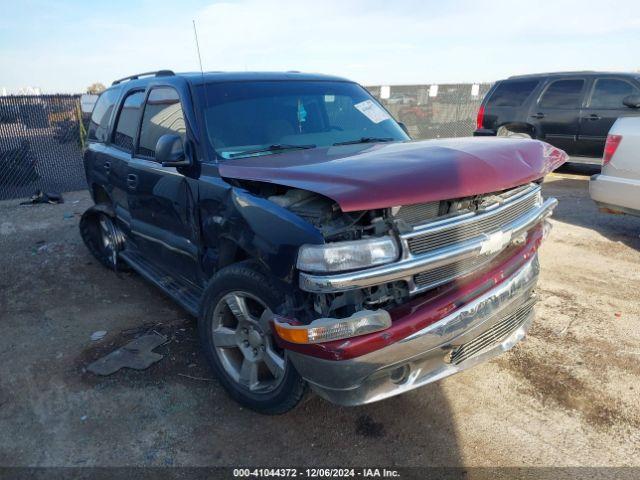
[79,206,127,270]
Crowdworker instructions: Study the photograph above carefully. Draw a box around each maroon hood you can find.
[219,137,566,212]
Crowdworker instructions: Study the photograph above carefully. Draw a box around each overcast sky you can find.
[1,0,639,93]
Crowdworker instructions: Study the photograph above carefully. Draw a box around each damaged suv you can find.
[81,70,566,413]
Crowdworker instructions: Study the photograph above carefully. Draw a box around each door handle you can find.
[103,161,111,174]
[585,114,601,120]
[530,113,545,119]
[126,173,138,190]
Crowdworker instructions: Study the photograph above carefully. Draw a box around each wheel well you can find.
[202,239,252,280]
[219,240,250,269]
[92,184,111,205]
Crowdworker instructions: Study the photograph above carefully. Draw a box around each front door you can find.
[126,86,200,285]
[577,77,640,158]
[529,78,586,155]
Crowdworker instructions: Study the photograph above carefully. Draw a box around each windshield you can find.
[197,80,409,159]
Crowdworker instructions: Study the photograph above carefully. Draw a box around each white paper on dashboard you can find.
[354,99,391,124]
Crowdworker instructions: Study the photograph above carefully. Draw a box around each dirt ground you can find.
[1,165,639,468]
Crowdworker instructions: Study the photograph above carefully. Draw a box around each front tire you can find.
[199,262,307,414]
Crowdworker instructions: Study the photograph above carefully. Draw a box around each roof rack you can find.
[112,70,175,85]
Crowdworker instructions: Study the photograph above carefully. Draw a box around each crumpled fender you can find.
[228,188,324,279]
[199,182,324,281]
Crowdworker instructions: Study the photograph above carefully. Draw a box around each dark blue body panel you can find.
[84,72,326,289]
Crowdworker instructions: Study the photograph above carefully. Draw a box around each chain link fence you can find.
[0,95,87,201]
[368,83,493,140]
[0,84,493,201]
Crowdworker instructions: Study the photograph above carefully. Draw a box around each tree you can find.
[86,83,106,95]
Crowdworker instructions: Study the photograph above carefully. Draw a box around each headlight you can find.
[297,236,399,273]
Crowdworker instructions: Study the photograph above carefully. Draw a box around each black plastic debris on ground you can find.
[19,190,64,205]
[87,333,167,376]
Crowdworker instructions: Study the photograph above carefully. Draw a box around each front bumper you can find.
[288,255,539,406]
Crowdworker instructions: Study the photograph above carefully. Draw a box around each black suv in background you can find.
[474,72,640,163]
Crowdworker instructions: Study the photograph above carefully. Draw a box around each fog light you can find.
[273,309,391,344]
[390,364,411,384]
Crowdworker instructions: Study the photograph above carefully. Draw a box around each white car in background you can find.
[590,117,640,217]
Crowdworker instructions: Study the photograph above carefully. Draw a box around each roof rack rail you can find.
[112,70,175,85]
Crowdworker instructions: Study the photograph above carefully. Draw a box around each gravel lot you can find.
[1,165,639,468]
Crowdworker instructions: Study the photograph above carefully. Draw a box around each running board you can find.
[120,250,202,317]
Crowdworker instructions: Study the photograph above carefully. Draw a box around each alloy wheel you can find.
[98,214,120,266]
[210,291,286,393]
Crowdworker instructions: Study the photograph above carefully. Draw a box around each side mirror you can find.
[622,94,640,109]
[156,134,191,167]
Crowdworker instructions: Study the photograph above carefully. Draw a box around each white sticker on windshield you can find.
[354,99,391,124]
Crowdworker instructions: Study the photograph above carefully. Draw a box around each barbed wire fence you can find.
[0,84,492,201]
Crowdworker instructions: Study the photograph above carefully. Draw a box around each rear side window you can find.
[486,80,538,107]
[138,87,186,159]
[539,79,585,109]
[113,91,145,152]
[88,89,119,142]
[589,79,640,109]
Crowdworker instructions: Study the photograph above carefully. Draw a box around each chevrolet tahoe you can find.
[80,70,567,414]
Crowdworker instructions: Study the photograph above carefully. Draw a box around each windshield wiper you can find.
[229,144,316,158]
[333,137,395,146]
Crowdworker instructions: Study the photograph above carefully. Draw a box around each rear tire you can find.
[199,262,307,414]
[79,206,128,271]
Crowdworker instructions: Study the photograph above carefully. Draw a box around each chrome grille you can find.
[413,254,496,290]
[447,297,535,365]
[394,201,440,226]
[407,185,540,256]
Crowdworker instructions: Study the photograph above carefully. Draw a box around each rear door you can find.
[85,87,120,201]
[127,86,200,284]
[529,77,587,154]
[106,89,146,228]
[577,77,640,158]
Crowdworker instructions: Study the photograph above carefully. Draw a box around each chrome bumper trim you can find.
[288,255,540,406]
[299,198,556,293]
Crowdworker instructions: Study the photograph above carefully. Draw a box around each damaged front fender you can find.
[198,178,324,281]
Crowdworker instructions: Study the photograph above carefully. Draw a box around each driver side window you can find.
[138,87,186,160]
